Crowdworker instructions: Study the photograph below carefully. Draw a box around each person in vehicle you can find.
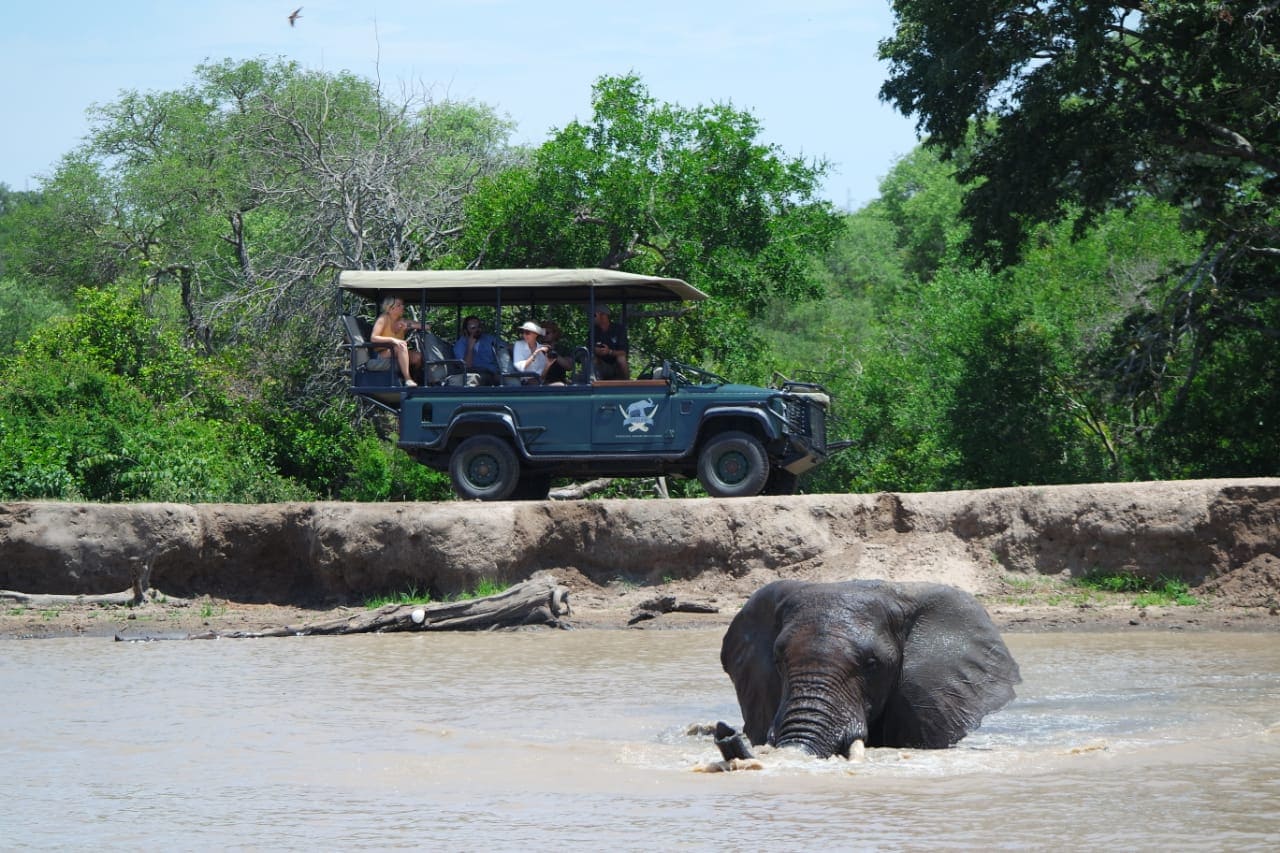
[513,320,550,376]
[592,305,629,379]
[454,315,499,385]
[540,321,574,385]
[371,295,425,386]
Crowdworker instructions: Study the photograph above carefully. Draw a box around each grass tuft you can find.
[365,579,514,609]
[365,586,433,609]
[450,578,509,601]
[1074,570,1199,606]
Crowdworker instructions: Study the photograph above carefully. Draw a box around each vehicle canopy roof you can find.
[338,268,708,307]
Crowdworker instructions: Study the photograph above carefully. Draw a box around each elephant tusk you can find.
[849,739,866,762]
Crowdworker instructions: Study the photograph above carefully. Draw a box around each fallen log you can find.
[187,577,571,639]
[548,477,614,500]
[627,594,719,625]
[0,587,186,608]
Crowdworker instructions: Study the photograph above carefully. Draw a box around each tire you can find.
[761,467,799,496]
[511,473,552,501]
[449,436,520,501]
[697,431,769,498]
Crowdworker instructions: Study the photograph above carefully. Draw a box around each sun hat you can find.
[518,321,545,335]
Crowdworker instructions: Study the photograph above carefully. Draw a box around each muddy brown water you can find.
[3,631,1278,850]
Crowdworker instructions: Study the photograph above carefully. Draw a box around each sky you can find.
[0,1,921,210]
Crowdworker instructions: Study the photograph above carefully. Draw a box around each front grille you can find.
[809,402,826,450]
[784,397,827,452]
[785,399,811,435]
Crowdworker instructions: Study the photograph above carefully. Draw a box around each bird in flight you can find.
[288,7,302,27]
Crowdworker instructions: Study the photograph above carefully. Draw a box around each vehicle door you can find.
[588,384,678,451]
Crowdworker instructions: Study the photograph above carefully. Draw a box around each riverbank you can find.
[4,557,1278,639]
[3,479,1278,639]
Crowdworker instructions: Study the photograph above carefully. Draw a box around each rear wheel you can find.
[450,436,520,501]
[697,431,769,498]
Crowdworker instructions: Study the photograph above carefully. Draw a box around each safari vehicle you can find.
[339,268,840,501]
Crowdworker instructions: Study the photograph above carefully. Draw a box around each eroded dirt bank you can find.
[2,478,1278,637]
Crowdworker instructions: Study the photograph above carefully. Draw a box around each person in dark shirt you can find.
[453,315,499,385]
[540,321,573,385]
[592,306,629,380]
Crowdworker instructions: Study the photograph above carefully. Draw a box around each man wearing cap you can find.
[592,306,629,380]
[513,320,550,376]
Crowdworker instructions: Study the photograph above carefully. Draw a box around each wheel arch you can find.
[695,409,778,455]
[441,411,526,456]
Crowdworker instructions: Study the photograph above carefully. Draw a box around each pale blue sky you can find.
[1,1,920,209]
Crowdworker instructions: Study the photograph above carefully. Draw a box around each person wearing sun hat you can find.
[513,320,550,376]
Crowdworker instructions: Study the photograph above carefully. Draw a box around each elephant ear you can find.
[721,580,804,746]
[878,583,1022,748]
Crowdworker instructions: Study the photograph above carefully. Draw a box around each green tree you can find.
[453,74,842,370]
[0,60,520,500]
[881,1,1280,476]
[14,59,514,359]
[873,146,967,282]
[0,286,308,502]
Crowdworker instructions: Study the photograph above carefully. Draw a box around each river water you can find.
[3,630,1278,851]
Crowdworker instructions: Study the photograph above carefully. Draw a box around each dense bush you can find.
[0,283,464,503]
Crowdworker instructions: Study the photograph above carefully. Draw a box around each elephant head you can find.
[720,579,1021,757]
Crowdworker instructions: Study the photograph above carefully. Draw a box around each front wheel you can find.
[697,431,769,498]
[450,436,520,501]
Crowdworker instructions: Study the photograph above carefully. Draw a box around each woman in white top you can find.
[513,320,550,377]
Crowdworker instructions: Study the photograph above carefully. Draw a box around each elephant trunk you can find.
[769,678,867,759]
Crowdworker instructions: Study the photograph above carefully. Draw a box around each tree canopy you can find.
[879,1,1280,461]
[454,75,841,314]
[1,46,1274,504]
[881,2,1279,258]
[6,59,516,354]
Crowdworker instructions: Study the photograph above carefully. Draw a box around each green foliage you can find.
[0,276,69,355]
[880,3,1280,478]
[1075,570,1199,607]
[0,362,309,502]
[450,578,510,600]
[3,45,1274,502]
[0,285,308,502]
[365,587,433,609]
[788,146,1218,491]
[872,146,967,281]
[365,578,510,608]
[452,74,843,370]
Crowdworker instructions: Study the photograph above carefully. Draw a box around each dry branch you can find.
[188,577,571,639]
[549,478,615,500]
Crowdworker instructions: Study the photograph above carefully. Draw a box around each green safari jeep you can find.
[339,268,842,500]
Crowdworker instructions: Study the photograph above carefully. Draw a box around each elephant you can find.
[720,579,1021,758]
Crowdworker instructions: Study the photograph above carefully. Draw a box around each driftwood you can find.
[187,577,571,639]
[548,477,614,500]
[627,594,719,625]
[2,555,169,608]
[0,588,185,608]
[548,477,670,500]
